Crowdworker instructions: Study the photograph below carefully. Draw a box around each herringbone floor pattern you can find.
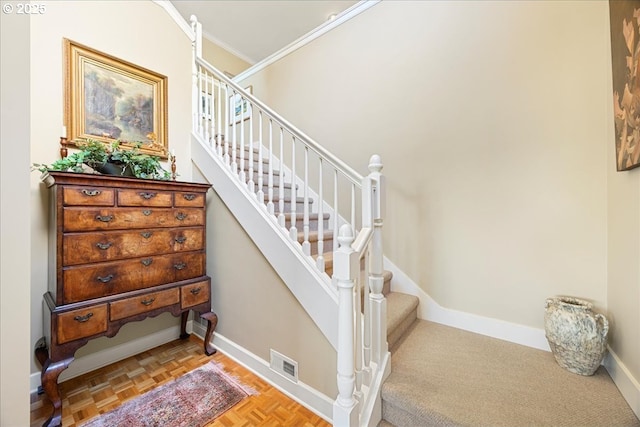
[30,336,330,427]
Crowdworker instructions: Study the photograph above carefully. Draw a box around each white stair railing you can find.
[190,16,389,426]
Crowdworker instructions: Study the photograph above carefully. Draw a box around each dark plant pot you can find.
[93,161,135,177]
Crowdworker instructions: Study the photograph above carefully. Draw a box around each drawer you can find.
[63,228,205,265]
[181,280,210,309]
[117,189,173,207]
[57,304,108,344]
[63,186,115,206]
[110,288,179,321]
[62,252,206,303]
[63,207,204,232]
[174,192,205,208]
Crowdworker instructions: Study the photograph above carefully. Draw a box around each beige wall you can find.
[1,4,31,425]
[238,0,638,384]
[28,0,193,376]
[201,37,251,77]
[192,169,337,396]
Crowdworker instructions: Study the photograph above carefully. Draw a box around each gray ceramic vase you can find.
[544,296,609,376]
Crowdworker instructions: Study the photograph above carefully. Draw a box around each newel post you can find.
[333,225,360,426]
[190,15,202,135]
[368,154,388,364]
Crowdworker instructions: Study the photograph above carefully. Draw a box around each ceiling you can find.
[170,1,360,64]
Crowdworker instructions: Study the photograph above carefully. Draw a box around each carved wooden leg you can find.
[35,337,49,368]
[179,311,190,340]
[41,357,74,427]
[200,311,218,356]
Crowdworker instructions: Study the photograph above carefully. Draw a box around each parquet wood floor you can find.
[30,336,331,427]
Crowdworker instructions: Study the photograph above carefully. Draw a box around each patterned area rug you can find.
[80,361,254,427]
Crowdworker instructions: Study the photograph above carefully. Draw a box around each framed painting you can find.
[609,0,640,171]
[64,39,169,158]
[229,86,253,125]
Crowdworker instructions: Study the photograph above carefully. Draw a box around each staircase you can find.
[186,17,640,427]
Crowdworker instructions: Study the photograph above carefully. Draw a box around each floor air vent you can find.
[270,349,298,383]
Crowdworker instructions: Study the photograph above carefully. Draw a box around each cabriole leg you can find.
[200,311,218,356]
[40,357,74,427]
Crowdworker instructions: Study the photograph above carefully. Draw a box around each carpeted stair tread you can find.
[381,320,640,427]
[385,292,418,350]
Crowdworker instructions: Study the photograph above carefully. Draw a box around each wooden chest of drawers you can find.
[35,172,218,427]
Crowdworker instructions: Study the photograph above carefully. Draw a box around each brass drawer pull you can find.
[175,212,187,221]
[183,194,196,201]
[95,242,112,250]
[95,215,113,222]
[140,231,153,239]
[174,262,186,270]
[141,258,153,266]
[174,236,187,244]
[74,313,94,323]
[139,192,156,200]
[190,287,202,295]
[82,189,102,197]
[141,297,156,306]
[96,274,114,283]
[142,209,152,216]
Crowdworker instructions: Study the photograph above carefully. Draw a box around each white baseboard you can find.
[30,325,183,394]
[604,348,640,419]
[192,322,334,423]
[383,257,550,352]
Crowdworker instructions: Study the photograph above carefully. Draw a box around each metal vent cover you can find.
[270,349,298,383]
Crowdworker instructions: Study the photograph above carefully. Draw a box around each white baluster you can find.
[333,225,359,426]
[289,137,297,240]
[302,146,310,256]
[256,111,264,202]
[361,175,374,386]
[231,90,238,175]
[351,183,356,233]
[267,119,274,215]
[316,158,325,272]
[278,127,285,226]
[223,84,230,166]
[247,101,255,194]
[203,75,210,143]
[216,80,223,156]
[239,94,246,184]
[197,67,203,137]
[333,170,339,257]
[354,263,363,402]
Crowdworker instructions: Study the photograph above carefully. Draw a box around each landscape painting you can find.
[64,39,168,158]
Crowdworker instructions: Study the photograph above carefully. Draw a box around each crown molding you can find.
[152,0,195,41]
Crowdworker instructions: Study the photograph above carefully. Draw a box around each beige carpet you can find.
[381,320,640,427]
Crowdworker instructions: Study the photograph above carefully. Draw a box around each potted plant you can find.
[33,140,171,181]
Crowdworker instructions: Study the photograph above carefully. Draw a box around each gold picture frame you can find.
[64,39,169,158]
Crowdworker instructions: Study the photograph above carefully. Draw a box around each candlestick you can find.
[59,137,68,158]
[61,126,67,139]
[171,153,177,181]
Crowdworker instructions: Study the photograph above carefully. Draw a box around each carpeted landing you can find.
[381,320,640,427]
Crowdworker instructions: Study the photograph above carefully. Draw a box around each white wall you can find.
[1,4,31,425]
[29,0,193,376]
